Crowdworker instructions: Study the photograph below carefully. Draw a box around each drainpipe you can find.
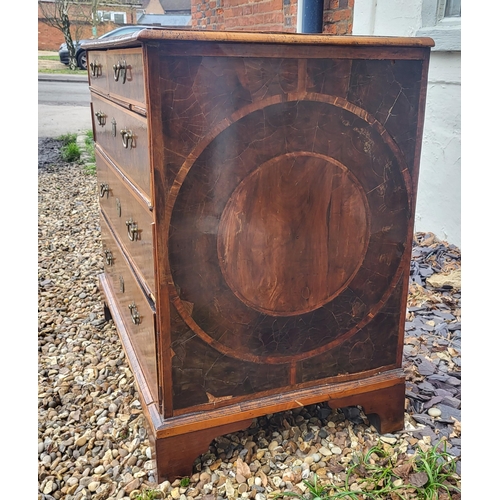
[299,0,325,33]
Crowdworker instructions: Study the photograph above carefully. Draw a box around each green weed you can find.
[413,441,461,499]
[83,130,96,174]
[61,142,81,162]
[57,132,77,146]
[275,472,342,500]
[84,163,96,175]
[274,440,460,500]
[132,489,164,500]
[56,130,97,170]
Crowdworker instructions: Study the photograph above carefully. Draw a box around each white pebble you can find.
[88,481,100,492]
[428,407,442,418]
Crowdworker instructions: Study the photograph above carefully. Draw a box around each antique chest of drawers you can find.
[83,30,433,482]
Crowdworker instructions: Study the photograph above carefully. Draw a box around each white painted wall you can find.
[352,0,461,248]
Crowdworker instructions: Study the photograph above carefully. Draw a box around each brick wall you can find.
[192,0,297,32]
[323,0,354,34]
[38,2,139,51]
[38,20,67,51]
[38,20,127,50]
[192,0,353,34]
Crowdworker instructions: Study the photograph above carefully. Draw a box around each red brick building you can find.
[39,0,354,51]
[192,0,353,35]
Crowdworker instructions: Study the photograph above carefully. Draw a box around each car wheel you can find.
[77,52,87,70]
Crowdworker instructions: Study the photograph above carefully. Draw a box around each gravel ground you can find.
[38,137,461,499]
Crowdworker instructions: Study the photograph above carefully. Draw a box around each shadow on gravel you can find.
[38,137,65,169]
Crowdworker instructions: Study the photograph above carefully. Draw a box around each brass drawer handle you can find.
[125,218,139,241]
[128,302,140,324]
[95,111,106,126]
[104,249,113,266]
[120,129,133,149]
[113,60,127,83]
[99,183,109,198]
[89,60,101,77]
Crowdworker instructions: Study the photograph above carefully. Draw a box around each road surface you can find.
[38,75,92,138]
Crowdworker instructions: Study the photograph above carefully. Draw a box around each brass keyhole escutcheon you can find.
[119,276,125,293]
[128,302,140,324]
[99,183,109,198]
[111,118,117,137]
[116,198,121,217]
[125,218,139,241]
[104,249,113,266]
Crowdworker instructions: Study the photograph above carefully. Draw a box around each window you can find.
[113,13,126,24]
[97,10,128,25]
[417,0,461,51]
[98,11,111,21]
[445,0,461,18]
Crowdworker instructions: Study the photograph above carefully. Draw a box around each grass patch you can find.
[38,67,87,75]
[38,53,86,74]
[56,130,96,172]
[61,142,81,162]
[57,132,81,163]
[131,489,164,500]
[57,133,78,146]
[412,442,461,499]
[56,134,76,146]
[274,440,460,500]
[83,130,96,174]
[85,129,94,146]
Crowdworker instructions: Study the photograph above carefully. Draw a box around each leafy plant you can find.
[274,440,460,500]
[84,162,96,175]
[56,130,97,170]
[57,132,77,146]
[83,129,96,174]
[180,477,190,487]
[275,473,334,500]
[132,489,164,500]
[118,427,130,440]
[413,441,460,499]
[61,142,81,162]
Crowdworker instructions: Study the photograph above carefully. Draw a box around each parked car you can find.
[58,25,151,70]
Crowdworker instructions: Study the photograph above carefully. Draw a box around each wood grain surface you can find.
[143,45,429,411]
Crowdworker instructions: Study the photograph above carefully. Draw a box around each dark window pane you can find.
[445,0,461,17]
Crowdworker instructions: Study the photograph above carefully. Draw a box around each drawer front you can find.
[96,150,155,295]
[107,48,145,106]
[100,213,158,404]
[87,50,109,95]
[92,93,151,198]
